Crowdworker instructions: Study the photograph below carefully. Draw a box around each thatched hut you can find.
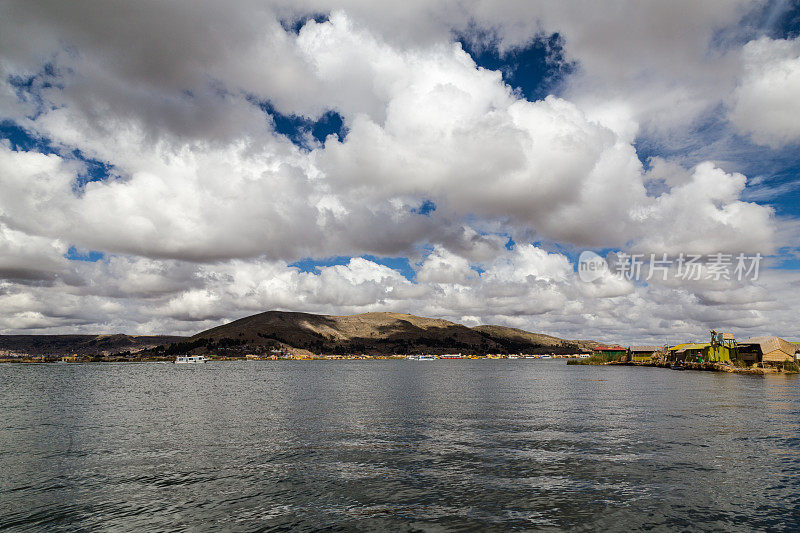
[628,346,661,362]
[738,337,798,365]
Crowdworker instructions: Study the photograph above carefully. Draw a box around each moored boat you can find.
[175,355,208,364]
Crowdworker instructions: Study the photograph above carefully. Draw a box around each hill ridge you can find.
[185,310,599,356]
[0,311,600,357]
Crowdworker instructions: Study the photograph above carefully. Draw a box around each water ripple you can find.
[0,361,798,531]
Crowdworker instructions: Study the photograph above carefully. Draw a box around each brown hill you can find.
[472,325,601,351]
[0,334,185,357]
[182,311,596,355]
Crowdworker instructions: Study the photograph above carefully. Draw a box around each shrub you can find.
[567,354,612,365]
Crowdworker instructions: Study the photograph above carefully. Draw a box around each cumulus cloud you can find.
[2,243,797,344]
[0,1,797,341]
[634,162,775,254]
[0,6,780,257]
[729,36,800,147]
[308,14,775,250]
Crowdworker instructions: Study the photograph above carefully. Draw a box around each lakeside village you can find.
[573,330,800,375]
[4,330,799,374]
[242,330,800,375]
[1,350,585,363]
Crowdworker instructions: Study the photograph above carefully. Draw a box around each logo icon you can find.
[578,251,609,282]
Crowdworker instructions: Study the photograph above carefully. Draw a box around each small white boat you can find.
[175,355,208,364]
[417,355,436,361]
[540,355,552,359]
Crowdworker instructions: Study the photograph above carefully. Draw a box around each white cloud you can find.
[0,1,797,342]
[0,7,780,258]
[0,240,797,345]
[729,36,800,147]
[634,162,775,254]
[416,246,474,284]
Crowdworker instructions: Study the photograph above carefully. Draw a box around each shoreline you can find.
[2,357,797,375]
[575,359,799,375]
[1,354,574,364]
[0,355,800,376]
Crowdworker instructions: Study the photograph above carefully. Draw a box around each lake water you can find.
[1,360,799,531]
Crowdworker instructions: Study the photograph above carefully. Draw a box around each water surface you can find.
[1,361,798,531]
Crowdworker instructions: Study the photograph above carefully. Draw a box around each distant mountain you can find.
[180,311,598,355]
[0,312,600,357]
[471,325,600,351]
[0,334,185,357]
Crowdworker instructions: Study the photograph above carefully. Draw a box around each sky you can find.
[1,0,800,343]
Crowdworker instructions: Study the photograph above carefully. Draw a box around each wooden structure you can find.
[738,337,798,365]
[628,346,661,362]
[669,342,735,363]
